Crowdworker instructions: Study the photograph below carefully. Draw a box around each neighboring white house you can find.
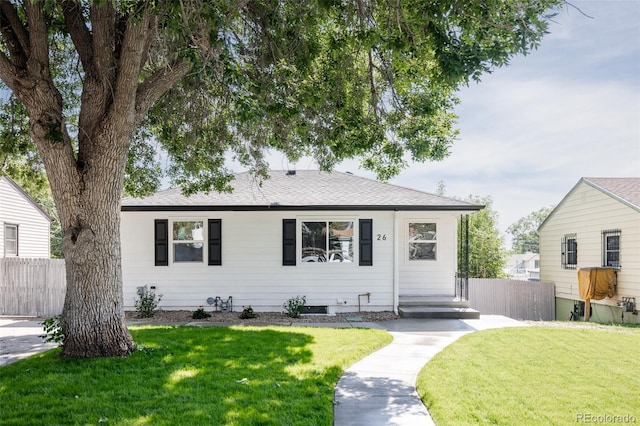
[539,177,640,324]
[0,176,52,258]
[504,252,539,281]
[120,170,483,313]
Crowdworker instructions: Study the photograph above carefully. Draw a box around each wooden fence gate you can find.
[0,258,66,317]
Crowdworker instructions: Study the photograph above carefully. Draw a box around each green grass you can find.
[0,325,391,425]
[417,326,640,426]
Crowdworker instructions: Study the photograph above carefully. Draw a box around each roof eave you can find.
[121,204,484,212]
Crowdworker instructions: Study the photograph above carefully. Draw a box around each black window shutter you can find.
[208,219,222,265]
[283,219,296,266]
[359,219,373,266]
[154,219,169,266]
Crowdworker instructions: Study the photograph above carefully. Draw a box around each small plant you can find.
[283,295,306,318]
[239,305,257,319]
[134,286,163,318]
[192,306,211,319]
[41,315,64,346]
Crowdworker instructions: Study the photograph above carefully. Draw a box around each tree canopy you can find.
[507,205,555,253]
[0,0,561,357]
[460,195,507,279]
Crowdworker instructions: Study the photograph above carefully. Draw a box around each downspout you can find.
[393,210,399,314]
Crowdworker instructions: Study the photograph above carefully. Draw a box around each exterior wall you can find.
[121,209,461,312]
[540,182,640,323]
[0,179,51,258]
[397,211,460,296]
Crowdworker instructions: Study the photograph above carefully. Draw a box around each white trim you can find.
[393,211,399,314]
[297,216,358,266]
[405,219,439,263]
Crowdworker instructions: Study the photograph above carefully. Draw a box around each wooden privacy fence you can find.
[0,258,66,317]
[469,278,555,321]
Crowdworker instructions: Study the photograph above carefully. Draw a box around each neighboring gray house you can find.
[539,177,640,323]
[120,170,483,314]
[0,176,52,258]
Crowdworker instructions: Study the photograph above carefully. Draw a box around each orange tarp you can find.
[578,268,616,300]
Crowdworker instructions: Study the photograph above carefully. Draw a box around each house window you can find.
[301,221,353,263]
[602,229,621,269]
[172,221,204,262]
[409,222,436,260]
[561,235,577,269]
[4,224,18,256]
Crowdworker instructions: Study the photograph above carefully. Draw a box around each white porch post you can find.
[393,210,399,314]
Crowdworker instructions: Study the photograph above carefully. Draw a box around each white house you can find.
[539,177,640,324]
[504,253,539,281]
[0,176,52,258]
[120,170,483,314]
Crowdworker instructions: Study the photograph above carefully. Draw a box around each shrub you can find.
[134,286,163,318]
[192,306,211,319]
[239,305,257,319]
[41,315,64,346]
[283,295,306,318]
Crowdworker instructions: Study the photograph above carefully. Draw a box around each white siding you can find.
[539,181,640,307]
[397,211,460,296]
[0,179,51,258]
[121,209,462,312]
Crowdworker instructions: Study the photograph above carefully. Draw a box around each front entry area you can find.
[398,218,457,297]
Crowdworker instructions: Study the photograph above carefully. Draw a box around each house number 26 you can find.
[377,234,387,241]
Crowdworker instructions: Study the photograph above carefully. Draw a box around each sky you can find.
[251,0,640,246]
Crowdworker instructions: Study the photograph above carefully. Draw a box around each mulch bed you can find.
[125,310,400,325]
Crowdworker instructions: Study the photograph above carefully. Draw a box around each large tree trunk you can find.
[58,150,134,357]
[61,201,135,358]
[28,97,136,357]
[54,127,135,358]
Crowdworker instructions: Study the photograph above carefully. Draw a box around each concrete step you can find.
[398,296,470,308]
[398,306,480,320]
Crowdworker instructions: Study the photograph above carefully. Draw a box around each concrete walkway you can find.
[333,315,527,426]
[0,318,57,367]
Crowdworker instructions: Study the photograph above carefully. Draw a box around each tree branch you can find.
[61,0,93,69]
[0,47,21,91]
[25,0,49,76]
[90,2,116,78]
[0,1,30,63]
[134,59,192,126]
[112,8,154,125]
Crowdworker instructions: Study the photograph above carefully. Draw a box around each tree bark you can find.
[0,1,191,357]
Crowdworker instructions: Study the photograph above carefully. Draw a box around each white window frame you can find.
[407,221,437,261]
[4,223,18,257]
[171,220,205,263]
[300,218,355,264]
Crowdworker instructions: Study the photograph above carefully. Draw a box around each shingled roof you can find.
[121,170,483,212]
[583,177,640,211]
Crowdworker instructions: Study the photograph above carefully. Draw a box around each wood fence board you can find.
[0,258,66,317]
[469,278,555,321]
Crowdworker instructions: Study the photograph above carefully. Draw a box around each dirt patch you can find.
[125,310,400,325]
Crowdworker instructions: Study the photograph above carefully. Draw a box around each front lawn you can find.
[0,325,391,425]
[417,325,640,426]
